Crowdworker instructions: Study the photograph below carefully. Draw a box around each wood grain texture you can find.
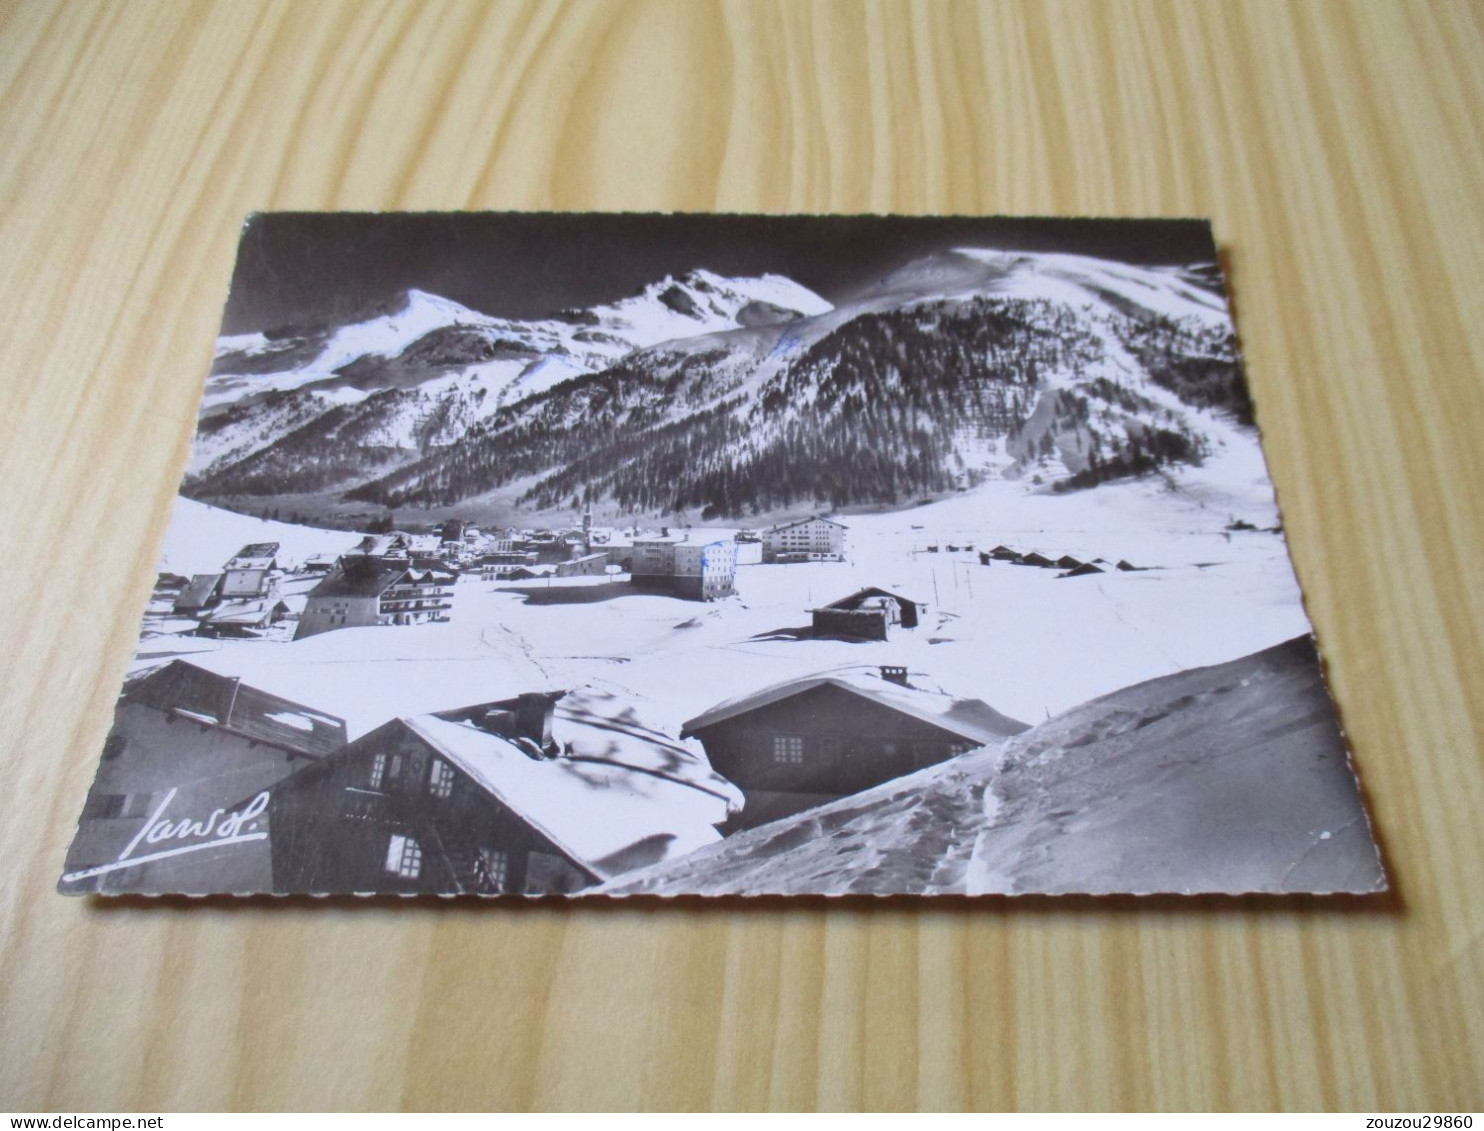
[1,0,1481,1111]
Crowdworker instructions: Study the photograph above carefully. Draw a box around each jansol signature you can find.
[62,788,270,884]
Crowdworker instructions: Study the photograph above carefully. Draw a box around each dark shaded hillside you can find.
[191,389,442,495]
[1113,314,1251,424]
[336,297,1224,516]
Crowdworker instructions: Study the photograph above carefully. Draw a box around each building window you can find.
[369,752,386,790]
[429,758,455,799]
[474,847,508,893]
[385,834,422,879]
[773,735,804,764]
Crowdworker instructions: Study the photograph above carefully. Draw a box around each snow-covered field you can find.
[138,452,1306,743]
[157,496,364,576]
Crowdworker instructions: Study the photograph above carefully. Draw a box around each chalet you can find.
[59,661,347,894]
[1060,562,1105,578]
[479,552,540,580]
[172,573,223,615]
[1054,555,1084,571]
[630,532,737,600]
[986,545,1022,562]
[350,533,412,561]
[1017,552,1056,568]
[761,516,847,563]
[406,534,444,559]
[268,690,741,894]
[197,596,290,638]
[221,542,280,599]
[294,556,455,640]
[555,552,612,578]
[811,588,925,641]
[682,666,1029,829]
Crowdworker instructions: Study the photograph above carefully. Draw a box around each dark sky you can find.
[220,212,1219,335]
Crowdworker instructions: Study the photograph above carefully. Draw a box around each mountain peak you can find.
[396,288,488,324]
[866,247,1229,327]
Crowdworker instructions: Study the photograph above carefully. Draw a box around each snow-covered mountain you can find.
[186,250,1249,524]
[187,270,832,519]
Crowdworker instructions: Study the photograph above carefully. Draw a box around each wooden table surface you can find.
[2,0,1482,1112]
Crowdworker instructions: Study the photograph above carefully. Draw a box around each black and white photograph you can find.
[59,212,1385,897]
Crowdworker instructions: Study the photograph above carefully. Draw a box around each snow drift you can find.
[602,637,1385,896]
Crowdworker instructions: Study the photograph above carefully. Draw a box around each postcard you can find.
[59,213,1384,897]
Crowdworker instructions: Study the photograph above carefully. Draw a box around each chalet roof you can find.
[352,534,411,557]
[409,565,458,583]
[306,557,409,599]
[433,690,742,807]
[403,714,728,879]
[200,597,285,626]
[816,587,923,612]
[123,660,347,758]
[682,667,1029,747]
[765,515,848,534]
[221,567,271,588]
[173,573,223,610]
[223,542,280,571]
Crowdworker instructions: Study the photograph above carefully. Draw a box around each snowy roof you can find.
[352,534,410,557]
[816,587,923,612]
[173,573,222,610]
[404,715,726,879]
[200,597,284,625]
[234,542,280,557]
[124,660,347,758]
[306,557,410,599]
[682,667,1028,747]
[551,692,743,808]
[223,542,280,571]
[765,515,848,533]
